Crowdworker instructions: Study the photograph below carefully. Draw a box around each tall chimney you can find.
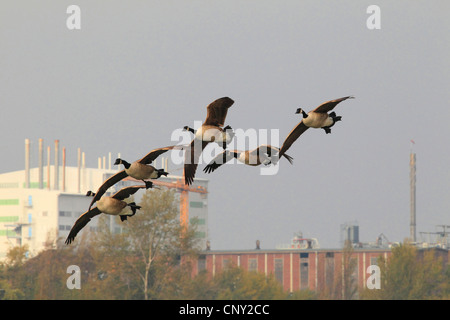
[82,152,86,193]
[47,146,51,190]
[410,151,417,242]
[54,140,59,190]
[62,147,66,192]
[38,138,43,189]
[25,139,30,188]
[77,148,81,193]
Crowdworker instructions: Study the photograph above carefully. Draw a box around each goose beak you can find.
[295,108,301,114]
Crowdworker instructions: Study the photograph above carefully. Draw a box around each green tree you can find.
[94,188,200,300]
[361,244,449,300]
[5,244,29,267]
[214,266,286,300]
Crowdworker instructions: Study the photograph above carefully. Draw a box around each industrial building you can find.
[194,247,391,293]
[192,245,449,293]
[0,139,209,260]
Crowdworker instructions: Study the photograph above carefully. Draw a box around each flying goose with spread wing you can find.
[65,185,147,245]
[88,146,175,211]
[183,97,235,185]
[203,144,293,174]
[278,96,354,158]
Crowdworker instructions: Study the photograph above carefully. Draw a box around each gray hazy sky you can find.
[1,1,449,249]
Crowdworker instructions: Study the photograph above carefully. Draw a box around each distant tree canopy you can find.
[0,191,449,300]
[361,244,450,300]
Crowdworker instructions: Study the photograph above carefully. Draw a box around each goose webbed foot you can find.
[144,181,153,189]
[329,112,342,123]
[323,127,332,134]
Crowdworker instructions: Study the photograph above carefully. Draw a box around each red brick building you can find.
[192,248,392,292]
[191,247,450,293]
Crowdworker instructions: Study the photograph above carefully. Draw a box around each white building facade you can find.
[0,145,209,260]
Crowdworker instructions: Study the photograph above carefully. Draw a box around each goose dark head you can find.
[115,158,131,169]
[295,108,308,118]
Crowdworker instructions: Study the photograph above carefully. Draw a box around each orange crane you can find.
[123,169,207,230]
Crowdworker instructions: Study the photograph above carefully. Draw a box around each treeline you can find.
[0,189,449,300]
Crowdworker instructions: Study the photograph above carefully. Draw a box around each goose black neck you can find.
[121,160,131,169]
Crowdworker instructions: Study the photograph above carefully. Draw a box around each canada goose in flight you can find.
[65,185,146,245]
[203,145,293,174]
[278,96,354,158]
[183,97,235,185]
[87,146,175,211]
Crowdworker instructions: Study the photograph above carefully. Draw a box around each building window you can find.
[192,218,206,225]
[325,253,335,287]
[190,201,203,208]
[300,262,309,289]
[248,258,258,272]
[274,258,283,284]
[223,258,231,270]
[0,216,19,223]
[370,257,378,266]
[198,255,206,272]
[59,211,72,217]
[300,253,309,289]
[0,199,19,205]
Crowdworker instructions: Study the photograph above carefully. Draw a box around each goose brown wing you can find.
[203,150,236,174]
[112,185,147,200]
[278,121,309,157]
[313,96,354,114]
[137,145,176,164]
[203,97,234,126]
[184,139,209,185]
[65,207,101,245]
[249,145,278,156]
[88,170,128,211]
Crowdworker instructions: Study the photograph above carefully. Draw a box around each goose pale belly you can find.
[303,113,333,128]
[239,153,262,166]
[96,198,127,215]
[126,163,156,180]
[196,126,230,143]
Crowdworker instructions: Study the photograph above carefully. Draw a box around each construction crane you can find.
[123,168,207,230]
[419,225,450,248]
